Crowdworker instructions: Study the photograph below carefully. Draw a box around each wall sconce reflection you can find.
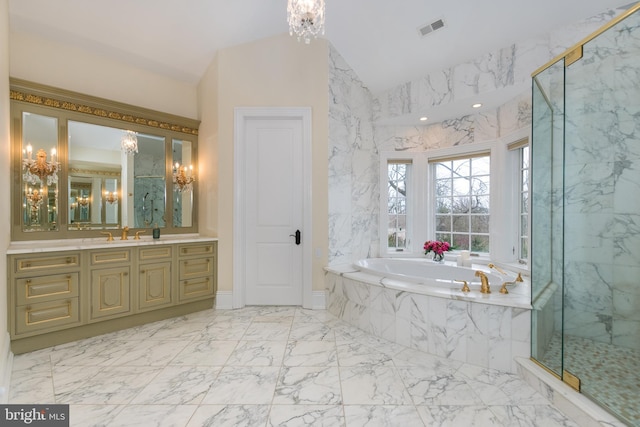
[104,191,118,204]
[78,196,90,207]
[23,144,59,186]
[172,162,195,193]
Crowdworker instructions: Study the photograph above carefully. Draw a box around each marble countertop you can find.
[7,234,218,254]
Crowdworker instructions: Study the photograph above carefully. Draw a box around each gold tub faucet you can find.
[475,270,491,294]
[499,272,524,294]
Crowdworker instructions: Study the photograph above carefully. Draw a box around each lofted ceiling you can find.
[8,1,634,97]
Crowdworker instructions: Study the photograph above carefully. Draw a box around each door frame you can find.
[233,107,313,309]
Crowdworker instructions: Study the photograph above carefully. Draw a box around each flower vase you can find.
[432,253,444,263]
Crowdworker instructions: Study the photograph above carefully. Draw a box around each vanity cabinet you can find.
[138,246,173,311]
[10,252,82,337]
[178,243,216,302]
[7,238,217,353]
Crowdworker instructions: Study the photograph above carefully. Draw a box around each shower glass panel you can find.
[531,60,565,378]
[531,5,640,425]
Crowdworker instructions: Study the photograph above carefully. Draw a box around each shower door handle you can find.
[289,229,301,245]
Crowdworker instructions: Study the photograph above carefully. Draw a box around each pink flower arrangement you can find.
[423,240,451,255]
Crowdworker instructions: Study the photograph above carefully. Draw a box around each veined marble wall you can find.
[328,46,378,265]
[563,10,640,350]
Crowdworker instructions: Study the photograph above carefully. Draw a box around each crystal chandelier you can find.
[172,162,195,193]
[22,144,59,186]
[121,130,138,155]
[287,0,325,44]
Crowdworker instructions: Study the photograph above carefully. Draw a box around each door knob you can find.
[289,229,301,245]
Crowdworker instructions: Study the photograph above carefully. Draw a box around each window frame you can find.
[379,128,531,272]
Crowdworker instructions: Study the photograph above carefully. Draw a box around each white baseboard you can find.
[0,332,13,403]
[312,290,326,310]
[216,291,234,309]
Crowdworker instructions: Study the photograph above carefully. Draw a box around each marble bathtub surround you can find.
[326,265,531,374]
[10,306,580,427]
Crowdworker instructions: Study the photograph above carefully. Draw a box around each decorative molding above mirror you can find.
[10,78,200,241]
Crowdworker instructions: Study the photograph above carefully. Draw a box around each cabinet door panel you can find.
[90,267,130,320]
[139,262,172,310]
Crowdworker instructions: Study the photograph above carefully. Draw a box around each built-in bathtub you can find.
[325,258,532,373]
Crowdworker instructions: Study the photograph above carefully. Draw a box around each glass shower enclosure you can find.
[531,4,640,425]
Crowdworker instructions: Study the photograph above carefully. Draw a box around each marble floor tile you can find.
[59,366,163,404]
[130,365,220,405]
[336,341,393,367]
[186,405,270,427]
[340,366,412,405]
[169,339,238,366]
[417,405,501,427]
[397,367,478,406]
[344,405,425,427]
[226,340,287,366]
[241,322,292,341]
[273,366,342,405]
[268,405,344,427]
[201,366,280,405]
[289,321,335,341]
[283,341,337,367]
[69,404,125,427]
[8,307,585,427]
[107,404,198,427]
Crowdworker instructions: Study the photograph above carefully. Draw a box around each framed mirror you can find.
[21,112,59,232]
[172,138,194,227]
[68,121,166,230]
[10,78,199,240]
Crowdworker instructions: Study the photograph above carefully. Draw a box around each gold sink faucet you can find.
[121,226,130,240]
[134,230,146,240]
[100,231,114,242]
[475,270,491,294]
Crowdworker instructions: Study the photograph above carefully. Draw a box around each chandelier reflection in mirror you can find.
[22,144,59,186]
[121,130,138,155]
[172,162,195,193]
[287,0,325,44]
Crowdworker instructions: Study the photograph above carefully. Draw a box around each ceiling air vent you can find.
[418,18,445,37]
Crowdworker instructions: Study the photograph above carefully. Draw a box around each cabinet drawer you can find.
[16,298,80,335]
[139,246,172,261]
[178,243,215,258]
[90,249,131,265]
[14,254,80,274]
[179,257,214,280]
[179,276,214,302]
[16,273,79,306]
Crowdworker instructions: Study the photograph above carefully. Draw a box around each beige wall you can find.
[9,31,197,119]
[1,0,11,398]
[198,33,329,293]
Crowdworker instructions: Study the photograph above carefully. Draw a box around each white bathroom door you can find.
[243,115,304,305]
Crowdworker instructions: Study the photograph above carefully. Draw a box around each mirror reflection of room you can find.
[21,112,59,231]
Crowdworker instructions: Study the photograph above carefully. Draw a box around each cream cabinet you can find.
[138,246,173,311]
[7,239,217,353]
[178,243,216,302]
[10,253,82,338]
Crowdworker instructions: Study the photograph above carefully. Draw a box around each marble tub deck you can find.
[10,307,579,427]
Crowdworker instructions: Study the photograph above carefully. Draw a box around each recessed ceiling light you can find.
[472,103,482,108]
[419,116,428,121]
